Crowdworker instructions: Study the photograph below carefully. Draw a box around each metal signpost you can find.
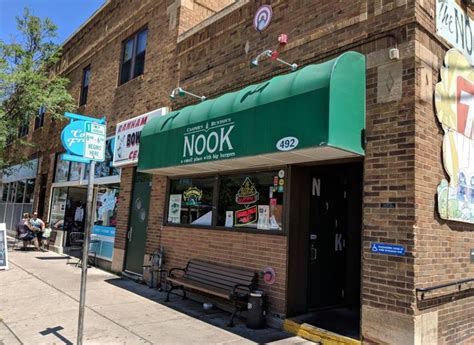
[60,112,106,345]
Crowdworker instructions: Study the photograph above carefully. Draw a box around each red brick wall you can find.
[413,1,474,343]
[2,0,472,341]
[160,226,288,315]
[114,167,134,251]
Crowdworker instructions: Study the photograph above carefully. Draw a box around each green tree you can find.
[0,8,74,167]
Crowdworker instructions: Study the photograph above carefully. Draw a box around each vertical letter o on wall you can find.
[195,134,206,155]
[207,131,219,153]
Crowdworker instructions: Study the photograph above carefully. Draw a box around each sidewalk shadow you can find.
[104,278,292,344]
[39,326,73,345]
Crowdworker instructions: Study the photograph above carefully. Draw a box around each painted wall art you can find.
[435,49,474,223]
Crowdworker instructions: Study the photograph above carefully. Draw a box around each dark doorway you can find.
[308,169,348,308]
[37,174,48,218]
[287,162,362,339]
[63,187,87,246]
[124,171,152,275]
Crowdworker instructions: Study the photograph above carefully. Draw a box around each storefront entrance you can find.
[124,172,152,275]
[287,162,362,338]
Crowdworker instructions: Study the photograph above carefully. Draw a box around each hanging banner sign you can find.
[113,107,167,167]
[61,120,86,156]
[436,49,474,223]
[436,0,474,65]
[60,112,106,163]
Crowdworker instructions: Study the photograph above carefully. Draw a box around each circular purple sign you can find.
[254,5,272,32]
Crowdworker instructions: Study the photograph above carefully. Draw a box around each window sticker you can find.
[235,177,259,205]
[183,186,203,206]
[168,194,182,224]
[257,205,270,230]
[235,206,258,226]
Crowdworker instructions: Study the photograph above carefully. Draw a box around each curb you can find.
[283,319,361,345]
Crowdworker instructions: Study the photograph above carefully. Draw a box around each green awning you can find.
[138,51,365,175]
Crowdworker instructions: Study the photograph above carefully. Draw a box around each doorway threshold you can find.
[122,270,143,283]
[283,307,360,345]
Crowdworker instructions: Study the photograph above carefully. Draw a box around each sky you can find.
[0,0,106,45]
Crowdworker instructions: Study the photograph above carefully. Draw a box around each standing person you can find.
[17,213,40,250]
[30,211,45,246]
[41,222,53,251]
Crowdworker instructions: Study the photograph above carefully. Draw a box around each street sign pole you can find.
[77,160,95,345]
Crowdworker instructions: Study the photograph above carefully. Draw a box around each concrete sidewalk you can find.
[0,244,312,345]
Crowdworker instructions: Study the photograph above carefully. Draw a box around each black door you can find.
[308,170,347,309]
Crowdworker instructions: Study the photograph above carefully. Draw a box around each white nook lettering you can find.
[183,125,234,157]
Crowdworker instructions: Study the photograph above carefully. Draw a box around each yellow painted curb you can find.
[283,319,361,345]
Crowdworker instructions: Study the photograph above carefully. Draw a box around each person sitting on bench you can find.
[17,213,39,250]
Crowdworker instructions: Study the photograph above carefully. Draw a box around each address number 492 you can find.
[276,136,299,151]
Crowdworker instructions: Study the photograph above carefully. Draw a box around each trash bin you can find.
[246,290,266,329]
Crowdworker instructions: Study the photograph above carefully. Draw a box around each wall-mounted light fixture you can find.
[169,87,206,101]
[250,49,298,71]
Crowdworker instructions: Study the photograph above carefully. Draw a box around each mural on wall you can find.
[435,49,474,223]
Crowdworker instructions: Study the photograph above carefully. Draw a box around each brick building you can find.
[1,1,473,344]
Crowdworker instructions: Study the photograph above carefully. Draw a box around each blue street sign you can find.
[61,153,90,164]
[371,243,406,256]
[61,120,86,156]
[64,112,105,124]
[61,112,107,163]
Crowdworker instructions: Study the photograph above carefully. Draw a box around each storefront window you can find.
[91,185,119,261]
[168,178,214,226]
[95,185,119,227]
[166,170,285,231]
[69,162,82,181]
[2,183,9,202]
[24,179,35,203]
[9,182,16,203]
[84,139,120,180]
[15,180,25,203]
[55,158,70,182]
[217,171,284,230]
[50,187,68,230]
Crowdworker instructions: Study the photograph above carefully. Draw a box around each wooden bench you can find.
[166,259,258,326]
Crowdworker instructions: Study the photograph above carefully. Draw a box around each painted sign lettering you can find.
[113,107,167,167]
[436,0,474,65]
[181,119,236,164]
[61,121,86,156]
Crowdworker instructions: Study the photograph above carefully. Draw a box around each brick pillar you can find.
[111,166,134,273]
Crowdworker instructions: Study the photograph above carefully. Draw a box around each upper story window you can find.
[119,29,148,85]
[34,105,45,130]
[79,66,91,106]
[18,120,29,138]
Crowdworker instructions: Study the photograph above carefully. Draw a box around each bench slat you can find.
[167,277,231,300]
[184,274,240,291]
[185,266,254,287]
[189,260,256,278]
[187,263,256,282]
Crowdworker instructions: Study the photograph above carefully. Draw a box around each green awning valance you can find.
[138,51,365,175]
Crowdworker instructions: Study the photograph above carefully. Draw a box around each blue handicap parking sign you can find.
[371,242,405,256]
